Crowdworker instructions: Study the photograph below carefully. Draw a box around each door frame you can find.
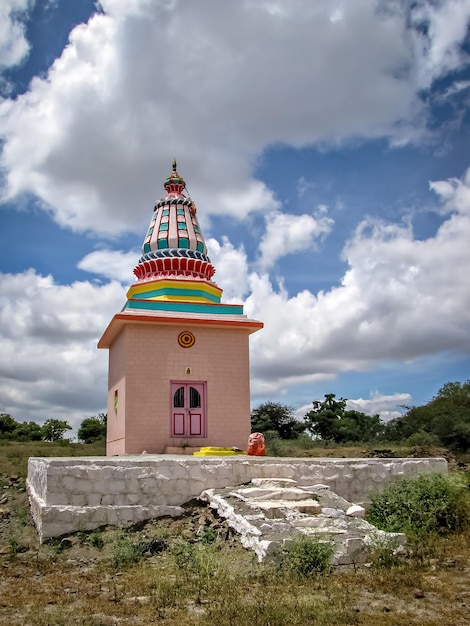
[169,381,207,438]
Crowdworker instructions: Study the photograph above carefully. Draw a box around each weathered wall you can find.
[27,455,447,542]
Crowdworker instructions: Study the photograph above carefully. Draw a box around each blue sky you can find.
[1,0,470,433]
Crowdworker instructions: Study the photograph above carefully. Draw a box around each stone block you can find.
[108,479,126,493]
[75,478,91,493]
[346,505,366,518]
[62,476,77,492]
[321,507,344,518]
[87,493,102,506]
[70,495,86,506]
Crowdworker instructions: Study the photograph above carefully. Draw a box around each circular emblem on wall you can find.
[178,331,195,348]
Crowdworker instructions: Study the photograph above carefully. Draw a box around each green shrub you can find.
[170,538,195,570]
[367,537,404,569]
[406,430,441,448]
[197,526,217,545]
[88,531,105,549]
[278,535,334,576]
[111,536,146,569]
[368,472,470,537]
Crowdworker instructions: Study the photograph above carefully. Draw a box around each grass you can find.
[1,441,470,625]
[277,535,334,576]
[0,439,105,479]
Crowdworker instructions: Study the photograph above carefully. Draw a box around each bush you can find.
[368,472,470,537]
[406,430,441,448]
[111,536,146,569]
[278,535,334,576]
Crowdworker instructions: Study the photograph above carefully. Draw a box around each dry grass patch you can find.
[1,441,469,625]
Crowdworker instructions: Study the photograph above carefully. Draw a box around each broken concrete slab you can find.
[200,478,406,566]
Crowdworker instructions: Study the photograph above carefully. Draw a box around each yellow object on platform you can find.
[193,447,247,457]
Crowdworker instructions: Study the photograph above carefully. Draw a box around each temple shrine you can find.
[98,161,263,455]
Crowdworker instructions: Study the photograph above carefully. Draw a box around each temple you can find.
[98,161,263,455]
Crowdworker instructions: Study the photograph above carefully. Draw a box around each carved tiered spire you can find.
[132,161,218,290]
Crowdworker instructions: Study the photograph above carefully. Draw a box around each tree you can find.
[41,419,72,442]
[304,394,346,441]
[251,402,306,440]
[304,393,383,443]
[11,421,43,441]
[0,413,19,439]
[383,380,470,452]
[1,414,44,441]
[77,413,107,443]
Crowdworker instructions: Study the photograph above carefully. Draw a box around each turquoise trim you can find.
[179,238,189,248]
[197,242,205,252]
[124,300,244,316]
[130,286,221,303]
[143,243,151,253]
[159,223,169,231]
[162,209,169,216]
[177,223,187,230]
[158,239,168,249]
[177,208,185,215]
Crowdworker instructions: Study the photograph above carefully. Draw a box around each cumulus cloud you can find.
[1,0,470,432]
[206,237,250,303]
[0,270,124,429]
[78,248,140,283]
[2,0,468,235]
[411,0,470,89]
[293,391,411,422]
[258,209,334,269]
[2,165,470,428]
[346,392,412,422]
[0,0,32,69]
[246,167,470,392]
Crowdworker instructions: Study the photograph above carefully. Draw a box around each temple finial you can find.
[172,158,177,172]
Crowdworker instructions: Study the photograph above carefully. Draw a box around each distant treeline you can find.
[0,413,107,444]
[251,380,470,453]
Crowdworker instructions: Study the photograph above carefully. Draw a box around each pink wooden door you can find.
[171,382,206,437]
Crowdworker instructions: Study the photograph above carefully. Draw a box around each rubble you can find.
[200,478,406,565]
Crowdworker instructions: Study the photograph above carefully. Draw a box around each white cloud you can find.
[1,165,469,429]
[78,248,140,283]
[293,391,411,422]
[0,270,124,430]
[206,237,250,303]
[346,392,411,422]
[411,0,470,89]
[258,210,334,269]
[2,0,468,234]
[0,0,31,69]
[246,166,470,392]
[1,0,470,432]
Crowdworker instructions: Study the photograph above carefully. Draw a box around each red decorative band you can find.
[133,257,216,280]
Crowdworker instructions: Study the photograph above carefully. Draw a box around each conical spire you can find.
[133,161,216,285]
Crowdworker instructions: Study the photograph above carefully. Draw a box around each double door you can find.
[170,382,206,437]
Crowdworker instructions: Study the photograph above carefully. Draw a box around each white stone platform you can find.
[27,455,447,542]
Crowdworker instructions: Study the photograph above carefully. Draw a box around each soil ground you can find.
[1,442,469,625]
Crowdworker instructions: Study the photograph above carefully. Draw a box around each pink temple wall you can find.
[106,322,252,455]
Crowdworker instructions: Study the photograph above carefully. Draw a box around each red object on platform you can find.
[247,432,266,456]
